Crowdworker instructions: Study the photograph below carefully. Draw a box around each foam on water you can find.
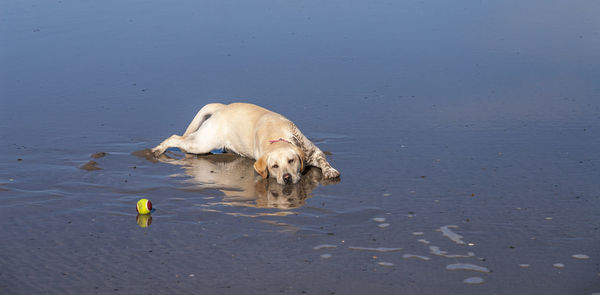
[439,225,466,245]
[412,232,424,236]
[372,217,386,222]
[572,254,590,260]
[349,246,403,252]
[377,223,390,228]
[553,263,565,268]
[313,244,338,250]
[463,277,485,284]
[378,262,395,267]
[430,246,475,258]
[320,253,332,259]
[418,239,431,245]
[446,263,490,273]
[402,254,431,261]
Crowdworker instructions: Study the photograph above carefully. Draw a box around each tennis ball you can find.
[136,198,152,214]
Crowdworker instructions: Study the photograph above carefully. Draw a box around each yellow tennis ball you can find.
[136,198,152,214]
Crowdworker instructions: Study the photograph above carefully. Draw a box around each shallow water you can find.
[1,0,600,294]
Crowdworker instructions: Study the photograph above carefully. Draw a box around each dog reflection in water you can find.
[151,151,337,209]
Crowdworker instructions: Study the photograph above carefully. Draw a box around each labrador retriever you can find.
[151,103,340,184]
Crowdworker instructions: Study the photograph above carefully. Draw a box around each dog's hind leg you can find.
[182,103,225,137]
[152,118,223,157]
[151,134,216,157]
[152,103,226,158]
[151,135,186,157]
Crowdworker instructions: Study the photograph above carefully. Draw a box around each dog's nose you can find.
[283,173,292,184]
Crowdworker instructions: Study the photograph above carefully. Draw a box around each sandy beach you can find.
[1,0,599,294]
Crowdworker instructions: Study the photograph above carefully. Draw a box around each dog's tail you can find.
[182,103,226,137]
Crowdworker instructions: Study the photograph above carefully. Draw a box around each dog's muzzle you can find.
[283,173,293,184]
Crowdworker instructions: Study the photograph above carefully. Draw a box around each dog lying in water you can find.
[151,103,340,184]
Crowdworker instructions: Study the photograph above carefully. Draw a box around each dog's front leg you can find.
[308,150,340,179]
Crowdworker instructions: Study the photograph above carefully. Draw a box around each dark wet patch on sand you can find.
[80,152,109,170]
[80,160,102,171]
[131,149,159,163]
[91,152,107,158]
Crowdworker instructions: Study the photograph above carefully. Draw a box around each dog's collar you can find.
[269,138,291,144]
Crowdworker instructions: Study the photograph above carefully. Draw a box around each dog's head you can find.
[254,144,304,185]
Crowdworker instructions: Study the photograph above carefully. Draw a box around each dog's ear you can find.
[254,156,269,179]
[293,146,305,173]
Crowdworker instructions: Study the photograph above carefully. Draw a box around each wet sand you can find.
[1,0,600,294]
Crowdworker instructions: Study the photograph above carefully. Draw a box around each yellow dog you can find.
[152,103,340,184]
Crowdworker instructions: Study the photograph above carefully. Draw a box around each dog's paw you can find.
[151,147,164,158]
[323,167,340,179]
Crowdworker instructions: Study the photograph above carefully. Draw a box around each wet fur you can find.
[151,103,340,184]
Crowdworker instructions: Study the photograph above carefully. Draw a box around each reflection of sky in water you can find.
[1,1,599,293]
[1,0,598,137]
[1,0,598,216]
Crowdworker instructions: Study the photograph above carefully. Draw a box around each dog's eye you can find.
[272,164,278,169]
[288,159,294,164]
